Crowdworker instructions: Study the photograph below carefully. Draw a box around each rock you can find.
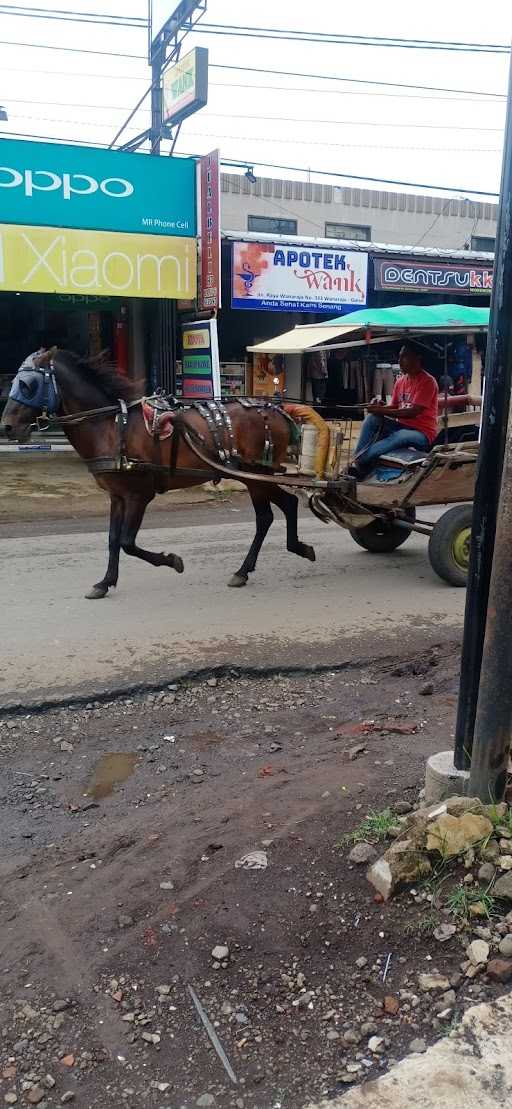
[409,1037,427,1053]
[141,1032,161,1044]
[4,1096,18,1106]
[493,872,512,901]
[467,940,489,966]
[44,1077,56,1089]
[296,991,314,1008]
[440,989,456,1007]
[498,935,512,957]
[343,1028,362,1045]
[383,995,400,1015]
[361,1021,379,1037]
[367,839,431,900]
[485,802,508,821]
[478,862,496,883]
[206,677,218,687]
[427,813,493,858]
[52,999,71,1013]
[469,901,488,918]
[156,984,172,996]
[368,1036,384,1054]
[118,915,134,929]
[419,682,434,696]
[480,839,500,863]
[326,1029,340,1041]
[355,956,368,969]
[418,973,451,992]
[196,1096,215,1108]
[27,1090,45,1106]
[487,958,512,982]
[446,797,486,817]
[348,842,376,865]
[61,1096,75,1105]
[499,856,512,870]
[348,744,367,761]
[159,880,174,890]
[394,801,413,815]
[211,945,229,962]
[434,923,457,943]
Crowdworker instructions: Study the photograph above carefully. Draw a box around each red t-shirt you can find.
[390,370,439,443]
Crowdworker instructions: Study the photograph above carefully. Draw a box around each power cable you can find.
[185,128,501,154]
[211,62,507,101]
[0,5,146,26]
[0,3,146,21]
[0,38,147,59]
[195,22,510,53]
[205,111,503,133]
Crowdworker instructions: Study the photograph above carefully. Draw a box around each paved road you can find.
[0,502,465,705]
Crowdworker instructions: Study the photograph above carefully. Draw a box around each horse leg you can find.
[121,494,184,574]
[270,486,316,563]
[228,488,274,588]
[85,493,124,600]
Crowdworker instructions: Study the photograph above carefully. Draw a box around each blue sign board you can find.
[0,138,196,237]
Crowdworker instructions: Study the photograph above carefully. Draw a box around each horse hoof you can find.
[170,555,184,574]
[85,585,108,599]
[228,573,248,588]
[303,544,316,563]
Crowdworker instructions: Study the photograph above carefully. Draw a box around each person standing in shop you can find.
[306,350,328,407]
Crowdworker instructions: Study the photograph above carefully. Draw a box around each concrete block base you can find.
[425,749,469,805]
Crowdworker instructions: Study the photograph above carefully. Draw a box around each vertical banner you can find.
[181,318,221,399]
[198,149,221,311]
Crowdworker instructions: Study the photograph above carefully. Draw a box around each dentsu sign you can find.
[0,137,196,237]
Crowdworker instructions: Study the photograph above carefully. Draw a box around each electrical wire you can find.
[0,5,146,26]
[0,3,146,21]
[185,128,501,154]
[205,111,503,133]
[211,63,506,101]
[195,22,510,53]
[0,38,147,59]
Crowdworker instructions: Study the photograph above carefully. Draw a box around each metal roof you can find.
[221,229,494,264]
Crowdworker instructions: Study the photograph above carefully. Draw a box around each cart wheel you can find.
[349,509,416,553]
[428,504,472,586]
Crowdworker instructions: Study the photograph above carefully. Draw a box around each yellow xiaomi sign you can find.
[0,223,196,299]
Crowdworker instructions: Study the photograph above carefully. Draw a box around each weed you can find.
[337,808,396,847]
[446,883,496,922]
[405,909,440,937]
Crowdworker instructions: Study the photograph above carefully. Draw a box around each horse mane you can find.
[56,350,141,402]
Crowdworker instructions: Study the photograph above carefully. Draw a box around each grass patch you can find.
[337,808,396,847]
[446,882,495,922]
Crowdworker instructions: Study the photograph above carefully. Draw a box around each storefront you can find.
[217,232,492,405]
[0,137,198,410]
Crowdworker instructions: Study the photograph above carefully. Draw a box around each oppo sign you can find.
[0,136,197,238]
[0,166,134,201]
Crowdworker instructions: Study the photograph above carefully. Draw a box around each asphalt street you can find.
[0,501,465,706]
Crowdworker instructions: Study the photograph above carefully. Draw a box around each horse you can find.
[1,349,316,598]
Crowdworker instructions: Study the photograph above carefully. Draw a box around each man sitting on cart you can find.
[350,341,439,478]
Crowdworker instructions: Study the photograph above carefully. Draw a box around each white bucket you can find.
[299,424,318,475]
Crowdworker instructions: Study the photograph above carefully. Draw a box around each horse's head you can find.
[1,348,60,442]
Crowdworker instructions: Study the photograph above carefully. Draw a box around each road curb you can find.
[307,991,512,1108]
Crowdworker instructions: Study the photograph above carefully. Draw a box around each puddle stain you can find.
[85,753,137,800]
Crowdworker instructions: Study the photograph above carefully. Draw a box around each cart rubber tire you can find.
[428,504,472,587]
[349,509,416,553]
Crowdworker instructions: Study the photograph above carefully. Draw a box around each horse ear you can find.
[34,346,58,368]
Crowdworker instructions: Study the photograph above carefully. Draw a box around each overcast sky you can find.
[0,0,510,198]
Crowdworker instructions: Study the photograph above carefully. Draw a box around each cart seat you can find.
[377,446,430,468]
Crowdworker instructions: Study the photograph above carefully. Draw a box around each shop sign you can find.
[181,318,220,398]
[231,241,368,313]
[0,223,196,299]
[198,149,220,311]
[374,256,493,294]
[0,137,196,237]
[162,47,208,126]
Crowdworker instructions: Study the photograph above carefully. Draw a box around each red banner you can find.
[199,149,221,311]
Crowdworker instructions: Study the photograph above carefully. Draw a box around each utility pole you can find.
[469,392,512,800]
[150,44,164,155]
[454,53,512,773]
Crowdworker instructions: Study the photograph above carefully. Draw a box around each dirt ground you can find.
[1,629,508,1109]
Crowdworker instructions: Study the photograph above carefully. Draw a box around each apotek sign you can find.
[0,224,196,299]
[374,256,493,295]
[0,138,196,237]
[232,241,368,313]
[198,149,220,311]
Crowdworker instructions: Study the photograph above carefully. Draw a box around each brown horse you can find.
[1,349,316,598]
